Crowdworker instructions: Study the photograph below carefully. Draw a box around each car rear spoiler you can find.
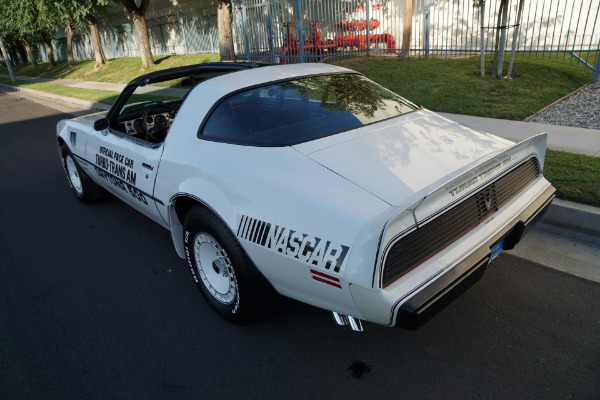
[410,133,548,225]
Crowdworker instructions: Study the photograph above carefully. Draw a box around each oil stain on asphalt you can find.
[348,360,371,379]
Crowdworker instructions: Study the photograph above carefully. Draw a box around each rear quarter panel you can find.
[156,133,392,317]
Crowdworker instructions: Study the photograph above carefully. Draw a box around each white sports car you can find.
[57,62,555,331]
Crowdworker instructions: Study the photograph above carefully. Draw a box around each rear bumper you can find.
[394,184,556,329]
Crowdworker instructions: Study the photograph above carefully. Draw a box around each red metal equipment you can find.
[278,20,395,64]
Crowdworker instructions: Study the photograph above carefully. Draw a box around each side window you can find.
[203,91,264,141]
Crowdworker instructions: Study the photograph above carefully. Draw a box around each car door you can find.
[85,128,168,227]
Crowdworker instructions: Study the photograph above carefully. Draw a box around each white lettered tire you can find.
[183,206,259,324]
[61,146,105,203]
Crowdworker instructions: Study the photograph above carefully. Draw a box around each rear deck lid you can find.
[294,110,511,207]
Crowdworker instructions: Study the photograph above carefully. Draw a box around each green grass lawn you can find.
[2,52,593,120]
[0,78,120,104]
[0,53,220,84]
[0,78,176,104]
[544,150,600,207]
[330,54,593,120]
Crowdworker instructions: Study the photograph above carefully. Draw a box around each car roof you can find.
[129,61,271,86]
[192,63,355,100]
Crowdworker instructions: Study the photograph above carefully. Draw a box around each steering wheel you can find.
[142,104,173,142]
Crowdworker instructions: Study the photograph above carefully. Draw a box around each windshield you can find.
[200,73,418,146]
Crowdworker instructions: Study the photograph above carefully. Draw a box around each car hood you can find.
[292,109,511,207]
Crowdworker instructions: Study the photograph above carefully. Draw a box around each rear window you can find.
[200,73,418,146]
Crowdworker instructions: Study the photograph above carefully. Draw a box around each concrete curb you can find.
[0,82,111,112]
[543,198,600,237]
[2,81,599,237]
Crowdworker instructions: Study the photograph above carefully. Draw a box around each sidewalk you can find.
[440,112,600,158]
[0,74,187,97]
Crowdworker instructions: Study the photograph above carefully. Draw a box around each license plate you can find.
[489,239,504,265]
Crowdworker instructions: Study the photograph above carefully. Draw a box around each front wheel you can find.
[183,207,259,325]
[61,146,105,203]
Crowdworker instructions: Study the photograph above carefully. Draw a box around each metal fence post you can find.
[180,17,189,55]
[111,29,118,59]
[241,3,251,61]
[124,24,133,57]
[594,39,600,83]
[366,0,371,56]
[295,0,304,63]
[424,0,430,57]
[267,3,275,63]
[208,16,216,54]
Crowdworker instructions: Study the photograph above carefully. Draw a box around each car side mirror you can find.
[94,118,109,131]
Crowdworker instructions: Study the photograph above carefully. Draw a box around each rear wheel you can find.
[61,146,105,203]
[183,207,260,324]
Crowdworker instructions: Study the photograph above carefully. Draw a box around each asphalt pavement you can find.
[0,90,599,399]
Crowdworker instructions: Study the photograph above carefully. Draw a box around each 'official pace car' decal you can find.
[237,215,349,273]
[89,145,162,206]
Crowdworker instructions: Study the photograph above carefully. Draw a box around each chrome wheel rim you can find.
[193,232,237,304]
[65,155,83,196]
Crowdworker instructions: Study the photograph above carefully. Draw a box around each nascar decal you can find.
[237,215,349,273]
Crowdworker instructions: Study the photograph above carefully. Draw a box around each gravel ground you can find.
[528,82,600,129]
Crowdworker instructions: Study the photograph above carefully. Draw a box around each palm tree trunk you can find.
[86,14,108,69]
[506,0,524,79]
[40,31,56,69]
[132,12,155,68]
[491,2,503,79]
[399,0,412,61]
[496,0,509,78]
[66,20,76,67]
[218,0,235,61]
[480,2,485,77]
[13,42,26,66]
[117,0,154,69]
[22,39,38,69]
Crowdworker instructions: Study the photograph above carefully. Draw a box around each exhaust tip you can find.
[332,312,364,332]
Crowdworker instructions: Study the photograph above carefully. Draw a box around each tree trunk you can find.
[22,39,38,69]
[506,0,524,79]
[86,14,108,69]
[132,12,155,68]
[491,3,503,79]
[0,37,16,82]
[66,20,76,67]
[480,2,485,77]
[218,0,235,61]
[399,0,412,60]
[40,31,56,69]
[13,42,26,66]
[496,0,509,78]
[118,0,154,69]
